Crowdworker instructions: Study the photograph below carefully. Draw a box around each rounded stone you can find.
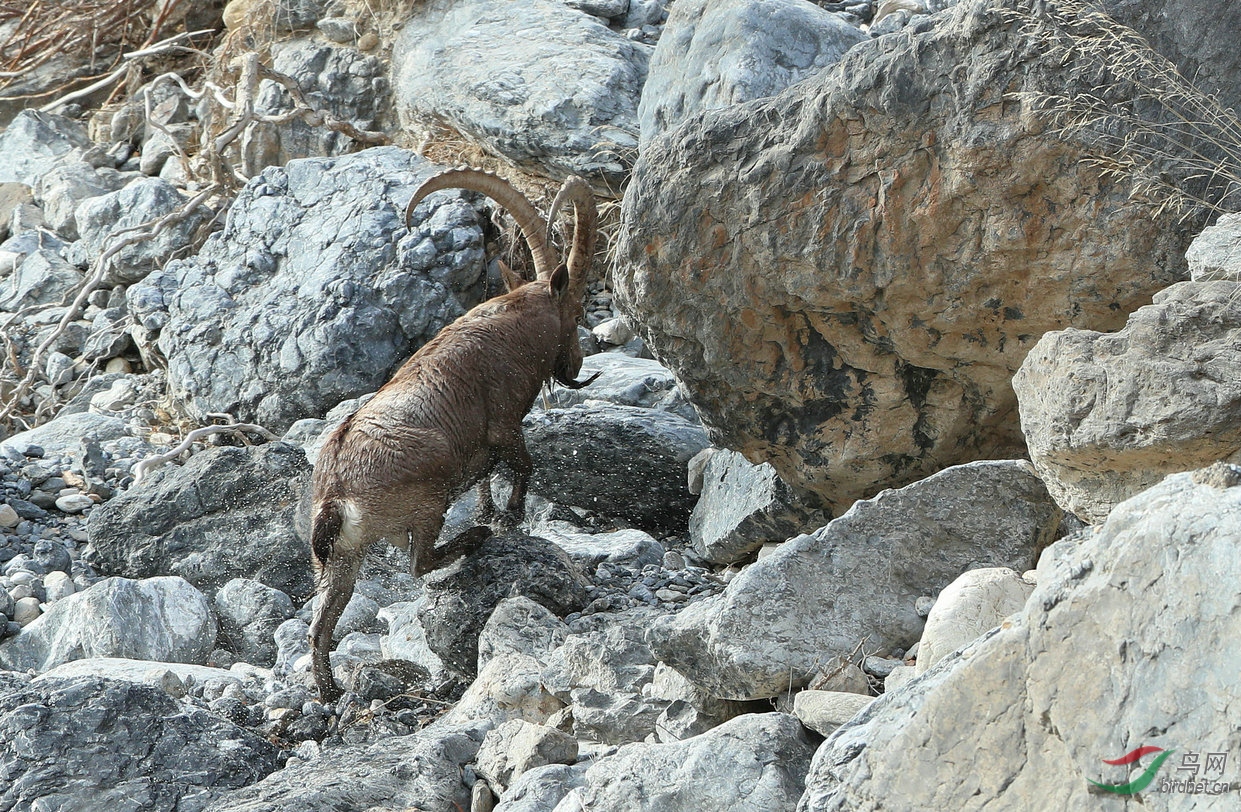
[54,494,95,514]
[13,595,42,626]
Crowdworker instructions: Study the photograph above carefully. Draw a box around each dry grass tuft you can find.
[1008,0,1241,219]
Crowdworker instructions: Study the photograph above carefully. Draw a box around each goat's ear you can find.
[550,264,570,300]
[498,260,524,293]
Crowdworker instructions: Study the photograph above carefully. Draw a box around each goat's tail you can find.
[310,500,343,580]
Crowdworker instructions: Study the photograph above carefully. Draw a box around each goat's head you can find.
[406,168,601,389]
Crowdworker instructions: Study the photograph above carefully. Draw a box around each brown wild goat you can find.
[308,168,599,701]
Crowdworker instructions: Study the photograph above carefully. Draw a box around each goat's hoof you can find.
[316,675,343,704]
[492,510,525,534]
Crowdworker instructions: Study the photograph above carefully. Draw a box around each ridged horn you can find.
[545,176,597,300]
[405,167,558,280]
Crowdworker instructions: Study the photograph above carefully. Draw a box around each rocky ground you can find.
[2,0,1241,810]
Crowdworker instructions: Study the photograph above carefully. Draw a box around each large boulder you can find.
[523,403,709,533]
[128,146,485,431]
[647,460,1061,700]
[615,0,1192,512]
[1014,281,1241,523]
[571,713,816,811]
[798,464,1241,810]
[639,0,866,146]
[392,0,647,185]
[202,722,486,811]
[0,674,281,812]
[0,576,216,672]
[84,443,314,601]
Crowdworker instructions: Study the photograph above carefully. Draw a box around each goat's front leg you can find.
[309,549,362,704]
[493,438,532,531]
[474,474,497,526]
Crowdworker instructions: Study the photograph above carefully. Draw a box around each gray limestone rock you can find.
[1015,281,1241,522]
[690,448,826,564]
[420,533,589,676]
[129,146,485,431]
[539,352,698,422]
[203,721,486,811]
[84,443,314,601]
[476,719,579,795]
[0,111,92,186]
[574,713,816,810]
[495,763,588,812]
[0,674,281,811]
[213,578,296,667]
[0,411,129,458]
[647,460,1061,700]
[523,403,709,533]
[639,0,866,146]
[1186,212,1241,282]
[0,248,83,312]
[539,527,666,571]
[74,176,212,285]
[0,576,216,672]
[34,160,128,240]
[477,596,570,672]
[798,466,1241,810]
[393,0,648,185]
[792,690,874,737]
[251,38,388,168]
[543,622,658,699]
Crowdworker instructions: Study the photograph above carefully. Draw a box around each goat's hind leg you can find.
[309,548,362,704]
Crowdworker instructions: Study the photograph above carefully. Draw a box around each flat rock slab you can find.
[0,674,280,811]
[85,443,313,601]
[647,460,1060,700]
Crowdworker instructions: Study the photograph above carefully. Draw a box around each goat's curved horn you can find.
[545,176,598,299]
[405,167,558,280]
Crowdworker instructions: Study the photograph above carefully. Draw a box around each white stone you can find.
[42,570,75,602]
[0,504,19,528]
[13,596,41,626]
[54,493,94,514]
[916,567,1034,674]
[800,465,1241,809]
[792,690,874,737]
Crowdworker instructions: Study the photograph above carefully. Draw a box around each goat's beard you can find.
[554,370,601,389]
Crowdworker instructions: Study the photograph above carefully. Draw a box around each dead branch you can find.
[132,419,278,483]
[0,186,218,426]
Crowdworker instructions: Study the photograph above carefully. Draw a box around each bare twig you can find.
[0,187,218,425]
[131,420,278,483]
[37,29,216,113]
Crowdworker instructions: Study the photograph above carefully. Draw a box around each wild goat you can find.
[308,168,599,702]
